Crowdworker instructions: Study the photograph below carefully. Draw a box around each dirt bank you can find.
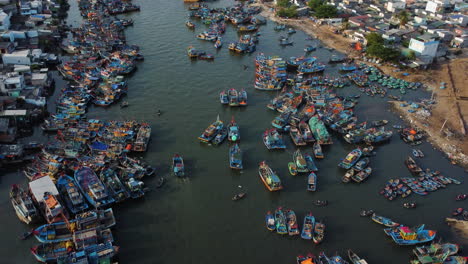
[446,218,468,240]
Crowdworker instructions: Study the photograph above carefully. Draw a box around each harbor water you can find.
[0,0,466,263]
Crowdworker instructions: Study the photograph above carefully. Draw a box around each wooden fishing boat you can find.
[228,88,239,106]
[228,116,240,142]
[298,121,314,143]
[405,156,423,175]
[353,157,369,171]
[232,192,246,201]
[238,89,248,106]
[342,168,355,183]
[313,142,324,159]
[274,207,288,235]
[371,214,400,227]
[384,224,436,246]
[199,54,214,60]
[56,175,89,214]
[296,253,315,264]
[124,177,145,199]
[214,37,222,49]
[288,162,298,176]
[290,126,306,146]
[75,167,115,208]
[348,250,368,264]
[229,144,243,170]
[212,126,228,145]
[219,90,228,105]
[351,167,372,183]
[330,255,349,264]
[132,123,151,152]
[172,154,185,177]
[198,116,223,143]
[258,161,283,191]
[307,172,317,191]
[304,45,316,52]
[301,212,315,240]
[338,148,362,169]
[294,149,309,173]
[99,168,130,203]
[285,209,300,236]
[187,46,200,58]
[265,211,275,231]
[10,184,40,224]
[312,221,325,244]
[304,153,318,172]
[30,241,72,262]
[263,129,286,150]
[319,252,332,264]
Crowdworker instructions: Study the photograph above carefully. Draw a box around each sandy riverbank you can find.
[253,1,468,168]
[446,218,468,240]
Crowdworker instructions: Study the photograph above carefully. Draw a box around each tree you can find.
[365,32,384,46]
[397,10,410,26]
[276,0,290,8]
[308,0,323,11]
[366,44,400,62]
[315,4,337,18]
[407,50,416,60]
[277,6,298,18]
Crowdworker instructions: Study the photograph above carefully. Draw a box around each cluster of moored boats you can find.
[296,250,369,264]
[266,208,325,244]
[9,0,152,262]
[339,147,374,183]
[220,88,248,106]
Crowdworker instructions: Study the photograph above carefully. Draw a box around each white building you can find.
[0,73,25,96]
[425,0,451,13]
[387,1,406,12]
[409,35,440,57]
[2,50,31,65]
[0,9,10,31]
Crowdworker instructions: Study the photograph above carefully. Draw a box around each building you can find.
[448,14,468,27]
[0,73,25,96]
[409,34,440,57]
[2,49,31,65]
[387,1,406,12]
[425,0,451,13]
[0,9,10,31]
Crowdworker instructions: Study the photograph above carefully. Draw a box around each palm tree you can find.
[397,10,410,27]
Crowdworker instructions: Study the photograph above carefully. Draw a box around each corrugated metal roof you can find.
[29,176,59,202]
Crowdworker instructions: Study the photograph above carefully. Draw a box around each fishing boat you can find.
[298,121,314,143]
[172,154,185,177]
[294,149,309,173]
[307,172,317,191]
[258,161,283,191]
[56,175,89,214]
[57,242,119,264]
[232,192,246,201]
[297,253,315,264]
[348,250,368,264]
[265,211,276,231]
[405,156,423,175]
[301,212,315,240]
[198,116,223,143]
[263,129,286,150]
[403,202,417,209]
[371,120,388,127]
[214,37,223,49]
[33,209,116,243]
[228,116,240,142]
[30,241,73,262]
[239,89,248,106]
[312,221,325,244]
[353,157,369,171]
[342,168,355,183]
[10,184,40,224]
[309,116,332,145]
[290,126,307,146]
[288,162,298,176]
[319,252,332,264]
[212,126,228,145]
[351,167,372,183]
[229,144,243,170]
[330,255,349,264]
[187,46,201,58]
[279,38,293,46]
[304,153,318,172]
[304,45,316,53]
[132,123,151,152]
[220,90,228,104]
[338,148,362,169]
[313,142,324,159]
[199,54,214,60]
[75,167,114,208]
[456,194,467,201]
[371,214,400,227]
[274,207,288,235]
[286,209,300,236]
[99,169,130,203]
[185,21,195,29]
[384,224,436,246]
[228,88,239,107]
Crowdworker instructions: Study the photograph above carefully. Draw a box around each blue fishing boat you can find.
[274,207,288,235]
[307,172,317,191]
[298,63,326,74]
[304,45,316,52]
[330,254,349,264]
[319,252,332,263]
[56,175,89,214]
[258,161,283,191]
[353,157,369,171]
[372,214,400,227]
[265,211,275,231]
[100,168,130,203]
[239,89,248,106]
[313,142,324,159]
[172,154,185,177]
[338,148,362,169]
[198,116,223,143]
[313,221,325,244]
[212,126,228,145]
[301,212,315,240]
[384,225,436,246]
[214,37,223,49]
[228,88,239,107]
[56,242,119,264]
[229,144,243,170]
[304,153,318,172]
[228,116,240,142]
[287,28,296,34]
[294,149,309,173]
[340,64,357,72]
[285,209,300,236]
[30,241,73,262]
[263,129,286,150]
[220,90,228,105]
[74,167,114,208]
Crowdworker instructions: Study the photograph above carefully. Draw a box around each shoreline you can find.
[253,1,468,168]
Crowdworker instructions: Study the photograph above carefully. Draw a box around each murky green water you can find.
[0,0,466,263]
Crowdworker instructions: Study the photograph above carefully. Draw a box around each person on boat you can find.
[157,110,161,116]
